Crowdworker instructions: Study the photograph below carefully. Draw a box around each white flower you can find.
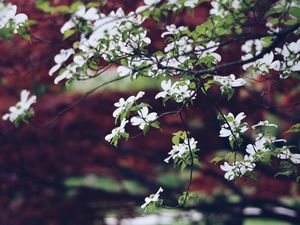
[278,147,300,164]
[242,52,275,73]
[164,138,198,163]
[75,6,99,21]
[241,39,263,54]
[2,90,36,123]
[184,0,198,8]
[155,80,173,99]
[49,48,75,76]
[220,162,237,180]
[105,119,128,143]
[117,66,132,77]
[161,24,185,38]
[53,63,77,84]
[232,0,241,9]
[141,187,163,209]
[136,0,161,14]
[155,80,195,103]
[219,112,248,140]
[164,36,193,55]
[130,107,157,130]
[209,1,226,17]
[213,74,246,89]
[220,160,254,180]
[287,39,300,54]
[60,6,99,34]
[195,41,221,63]
[0,3,28,33]
[112,91,145,118]
[251,120,278,129]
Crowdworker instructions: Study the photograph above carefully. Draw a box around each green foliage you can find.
[178,191,201,207]
[286,123,300,133]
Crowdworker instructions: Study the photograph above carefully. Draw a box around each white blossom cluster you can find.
[220,117,300,180]
[164,137,198,164]
[155,79,196,103]
[213,74,246,96]
[50,6,150,84]
[2,0,300,211]
[0,1,27,33]
[241,39,300,78]
[136,0,200,14]
[105,91,158,145]
[209,0,242,17]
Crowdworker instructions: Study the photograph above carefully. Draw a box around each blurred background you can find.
[0,0,300,225]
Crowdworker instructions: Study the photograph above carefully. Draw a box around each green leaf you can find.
[275,170,293,178]
[70,1,83,12]
[285,123,300,133]
[289,6,300,18]
[210,156,224,164]
[291,73,300,79]
[150,121,160,129]
[172,133,180,145]
[63,29,76,39]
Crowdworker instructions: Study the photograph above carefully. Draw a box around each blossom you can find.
[155,80,195,103]
[155,80,173,99]
[2,90,36,123]
[49,48,75,76]
[164,36,193,55]
[220,162,238,180]
[219,112,248,140]
[117,66,132,77]
[0,2,28,33]
[105,119,128,143]
[112,91,145,118]
[60,5,99,33]
[141,187,163,209]
[213,74,246,90]
[195,41,221,63]
[251,120,278,129]
[241,39,263,54]
[277,147,300,164]
[183,0,199,8]
[136,0,161,14]
[130,107,157,130]
[164,138,198,163]
[161,24,185,38]
[220,160,255,181]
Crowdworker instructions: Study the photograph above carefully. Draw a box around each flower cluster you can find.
[106,91,159,145]
[241,38,300,78]
[50,6,149,84]
[0,1,27,34]
[210,0,242,17]
[155,79,196,103]
[164,137,198,165]
[213,74,246,98]
[220,118,299,180]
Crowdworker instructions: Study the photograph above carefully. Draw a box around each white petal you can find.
[147,112,157,121]
[49,64,61,76]
[60,20,76,34]
[117,66,132,77]
[20,90,30,103]
[14,13,28,24]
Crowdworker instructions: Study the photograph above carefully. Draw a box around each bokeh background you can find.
[0,1,300,225]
